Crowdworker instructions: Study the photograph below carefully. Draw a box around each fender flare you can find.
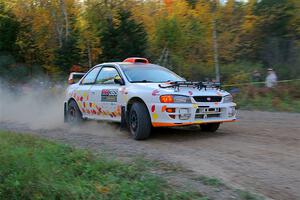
[120,97,151,129]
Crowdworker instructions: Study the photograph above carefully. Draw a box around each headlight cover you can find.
[223,94,233,103]
[160,95,192,103]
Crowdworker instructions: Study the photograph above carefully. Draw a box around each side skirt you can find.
[120,106,127,130]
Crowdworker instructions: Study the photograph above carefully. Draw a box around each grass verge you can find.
[195,176,223,187]
[229,85,300,113]
[0,131,206,200]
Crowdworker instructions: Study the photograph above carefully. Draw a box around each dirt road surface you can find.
[1,110,300,200]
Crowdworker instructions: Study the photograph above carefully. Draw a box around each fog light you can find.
[179,108,190,120]
[228,107,236,117]
[169,114,176,119]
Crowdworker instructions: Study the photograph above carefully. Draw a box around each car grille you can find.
[193,96,222,102]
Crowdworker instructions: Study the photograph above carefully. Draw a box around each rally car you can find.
[64,57,237,140]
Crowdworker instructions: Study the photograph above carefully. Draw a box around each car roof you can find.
[119,63,162,69]
[97,62,162,69]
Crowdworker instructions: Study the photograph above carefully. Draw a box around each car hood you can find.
[131,83,230,96]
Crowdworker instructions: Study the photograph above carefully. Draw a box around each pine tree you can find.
[0,1,19,53]
[53,34,81,74]
[100,9,147,61]
[53,9,81,74]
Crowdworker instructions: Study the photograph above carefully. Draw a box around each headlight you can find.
[223,95,233,103]
[160,95,191,103]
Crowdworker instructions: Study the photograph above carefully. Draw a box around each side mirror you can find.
[114,75,125,85]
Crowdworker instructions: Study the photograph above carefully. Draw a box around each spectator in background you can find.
[265,68,278,88]
[252,70,262,82]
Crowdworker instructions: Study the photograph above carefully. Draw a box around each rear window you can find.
[72,74,84,83]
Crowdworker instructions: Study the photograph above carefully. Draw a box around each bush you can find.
[231,83,300,112]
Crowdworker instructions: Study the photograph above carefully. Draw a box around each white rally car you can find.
[64,57,237,140]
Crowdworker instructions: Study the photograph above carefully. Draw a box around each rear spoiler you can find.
[68,72,85,84]
[159,81,221,91]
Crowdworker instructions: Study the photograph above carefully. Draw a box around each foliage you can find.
[0,131,206,200]
[196,176,223,187]
[0,0,299,83]
[100,9,147,62]
[229,82,300,112]
[0,3,19,53]
[237,189,265,200]
[53,34,81,74]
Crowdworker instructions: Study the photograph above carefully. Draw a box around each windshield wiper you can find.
[131,80,154,83]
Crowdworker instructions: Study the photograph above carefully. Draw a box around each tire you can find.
[67,100,83,124]
[129,102,151,140]
[200,123,220,132]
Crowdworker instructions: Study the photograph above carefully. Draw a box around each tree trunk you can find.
[87,44,92,68]
[59,0,69,41]
[212,18,220,83]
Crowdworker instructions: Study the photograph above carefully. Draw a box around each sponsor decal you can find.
[151,105,155,112]
[152,89,160,96]
[119,87,128,95]
[161,105,167,112]
[152,113,158,120]
[101,89,118,102]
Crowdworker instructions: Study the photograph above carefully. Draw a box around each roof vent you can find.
[123,57,149,64]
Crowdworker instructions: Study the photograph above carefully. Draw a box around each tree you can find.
[0,1,19,53]
[77,12,100,68]
[53,34,81,74]
[254,0,296,71]
[100,9,147,61]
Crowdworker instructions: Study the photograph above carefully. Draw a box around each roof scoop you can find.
[123,57,149,64]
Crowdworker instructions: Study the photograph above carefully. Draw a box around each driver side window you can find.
[96,67,120,84]
[81,67,100,85]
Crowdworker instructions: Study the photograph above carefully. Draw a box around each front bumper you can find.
[150,102,237,127]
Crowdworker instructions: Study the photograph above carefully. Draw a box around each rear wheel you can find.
[129,102,151,140]
[67,100,83,124]
[200,123,220,132]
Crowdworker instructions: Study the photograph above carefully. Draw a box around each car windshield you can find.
[121,64,184,83]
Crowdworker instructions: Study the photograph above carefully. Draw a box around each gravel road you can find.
[1,110,300,200]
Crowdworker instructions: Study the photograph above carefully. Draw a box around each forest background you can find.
[1,0,300,112]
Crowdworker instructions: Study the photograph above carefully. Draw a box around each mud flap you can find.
[64,102,68,123]
[120,106,127,130]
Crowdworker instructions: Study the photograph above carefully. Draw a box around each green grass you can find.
[236,93,300,112]
[228,85,300,113]
[237,190,265,200]
[0,131,206,200]
[194,176,223,187]
[193,177,265,200]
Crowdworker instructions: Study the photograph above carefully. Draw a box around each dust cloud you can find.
[0,79,124,138]
[0,79,65,129]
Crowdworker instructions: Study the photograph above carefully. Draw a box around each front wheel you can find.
[200,123,220,132]
[129,102,151,140]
